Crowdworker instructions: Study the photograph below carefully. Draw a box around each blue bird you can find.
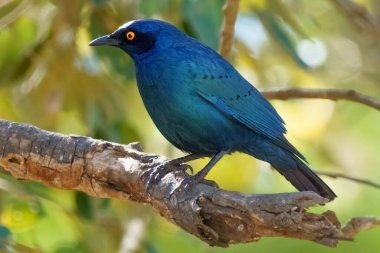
[90,19,336,200]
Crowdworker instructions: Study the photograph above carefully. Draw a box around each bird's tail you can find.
[244,139,336,200]
[274,159,336,201]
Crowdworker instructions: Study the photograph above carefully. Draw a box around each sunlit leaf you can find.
[1,200,40,233]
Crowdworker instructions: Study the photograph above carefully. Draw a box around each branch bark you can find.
[261,88,380,111]
[219,0,240,59]
[0,119,378,247]
[315,170,380,190]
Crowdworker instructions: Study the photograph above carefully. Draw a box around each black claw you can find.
[143,164,171,187]
[166,158,194,174]
[172,173,219,196]
[144,160,195,190]
[181,177,197,189]
[171,176,196,196]
[178,163,193,174]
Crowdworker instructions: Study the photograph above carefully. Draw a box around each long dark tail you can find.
[275,160,336,201]
[245,137,336,200]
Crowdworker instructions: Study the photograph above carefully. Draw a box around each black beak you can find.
[89,35,119,47]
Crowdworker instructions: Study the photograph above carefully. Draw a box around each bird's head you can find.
[89,19,183,60]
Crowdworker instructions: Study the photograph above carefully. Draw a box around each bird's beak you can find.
[89,35,119,47]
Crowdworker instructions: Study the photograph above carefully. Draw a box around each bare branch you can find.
[0,0,31,30]
[261,88,380,111]
[0,119,378,247]
[316,171,380,190]
[331,0,380,37]
[219,0,240,59]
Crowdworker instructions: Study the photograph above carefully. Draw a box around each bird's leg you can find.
[192,151,227,182]
[169,153,206,166]
[178,150,227,190]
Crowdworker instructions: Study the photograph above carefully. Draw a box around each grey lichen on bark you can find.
[0,119,378,247]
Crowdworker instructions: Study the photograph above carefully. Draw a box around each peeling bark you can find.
[0,119,378,247]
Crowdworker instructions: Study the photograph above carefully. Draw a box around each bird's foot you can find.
[170,151,226,195]
[172,173,219,196]
[166,159,194,174]
[143,159,194,188]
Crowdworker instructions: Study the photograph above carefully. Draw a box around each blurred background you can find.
[0,0,380,252]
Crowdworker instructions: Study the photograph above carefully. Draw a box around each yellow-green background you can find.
[0,0,379,252]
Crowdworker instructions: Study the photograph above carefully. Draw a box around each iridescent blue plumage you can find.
[89,19,336,200]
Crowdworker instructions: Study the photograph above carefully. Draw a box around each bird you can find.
[89,19,336,200]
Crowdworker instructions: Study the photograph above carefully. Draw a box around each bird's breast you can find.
[134,64,245,154]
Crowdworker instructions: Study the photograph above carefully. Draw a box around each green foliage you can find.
[182,0,224,50]
[0,0,380,252]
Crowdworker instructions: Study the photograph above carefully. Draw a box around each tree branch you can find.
[316,171,380,190]
[261,88,380,111]
[219,0,240,59]
[0,119,378,247]
[331,0,380,37]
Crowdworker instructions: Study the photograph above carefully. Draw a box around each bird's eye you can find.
[125,31,136,41]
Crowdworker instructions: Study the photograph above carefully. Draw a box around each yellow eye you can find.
[126,31,135,41]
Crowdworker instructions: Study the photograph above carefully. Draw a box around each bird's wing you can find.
[194,68,305,160]
[196,86,285,138]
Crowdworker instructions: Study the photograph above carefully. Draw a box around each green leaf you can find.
[257,9,308,68]
[0,225,12,239]
[139,0,171,17]
[75,192,93,220]
[1,200,40,232]
[182,0,224,50]
[146,241,160,253]
[267,1,309,39]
